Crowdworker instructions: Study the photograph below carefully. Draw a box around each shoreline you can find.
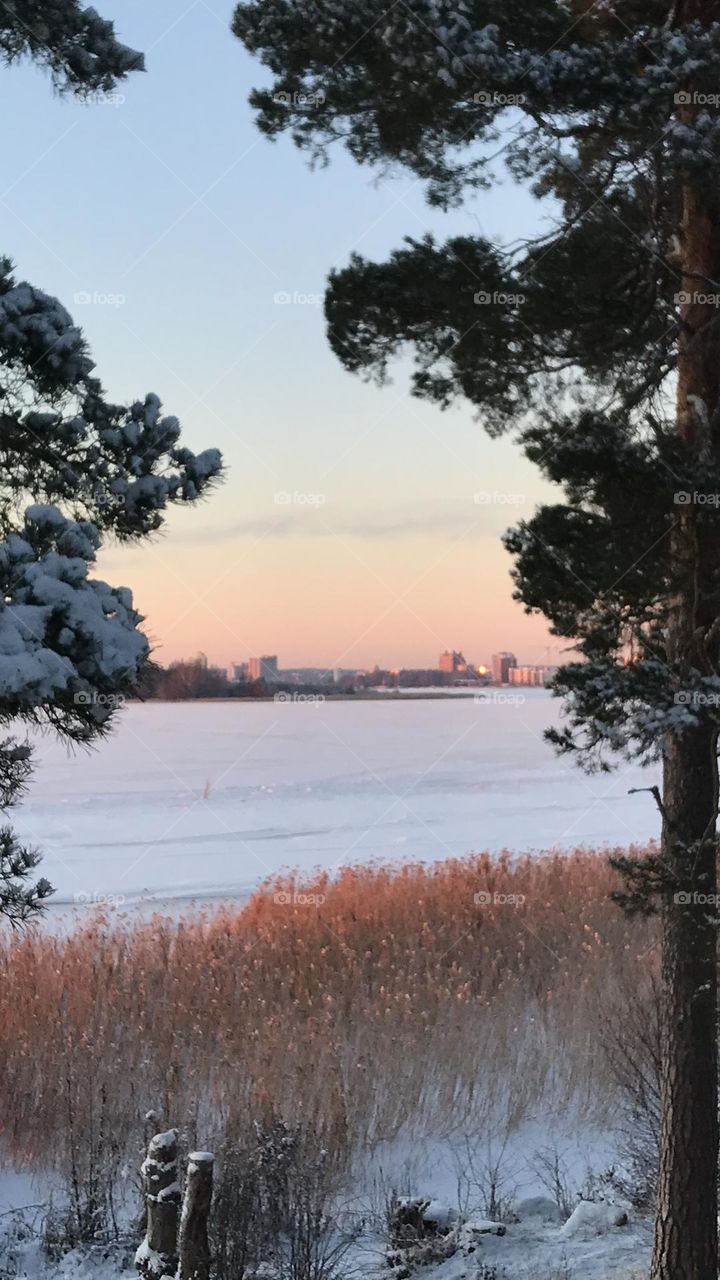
[130,688,506,704]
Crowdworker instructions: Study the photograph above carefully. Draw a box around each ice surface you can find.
[15,691,661,914]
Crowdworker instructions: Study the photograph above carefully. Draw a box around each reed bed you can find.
[0,848,657,1178]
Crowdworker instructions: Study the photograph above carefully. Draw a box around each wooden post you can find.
[178,1151,214,1280]
[135,1129,181,1280]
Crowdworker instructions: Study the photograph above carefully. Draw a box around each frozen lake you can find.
[16,692,661,912]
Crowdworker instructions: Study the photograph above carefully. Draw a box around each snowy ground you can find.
[351,1220,652,1280]
[342,1126,652,1278]
[0,1123,654,1279]
[17,692,661,914]
[3,1227,653,1280]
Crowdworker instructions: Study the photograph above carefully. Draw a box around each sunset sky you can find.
[3,0,563,670]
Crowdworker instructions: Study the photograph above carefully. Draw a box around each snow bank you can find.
[560,1198,630,1239]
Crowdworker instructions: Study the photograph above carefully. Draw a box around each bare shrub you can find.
[212,1132,259,1280]
[527,1144,576,1220]
[0,1206,45,1280]
[212,1116,356,1280]
[453,1130,519,1222]
[54,1078,126,1247]
[603,973,662,1210]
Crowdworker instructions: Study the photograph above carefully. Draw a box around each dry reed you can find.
[0,848,657,1176]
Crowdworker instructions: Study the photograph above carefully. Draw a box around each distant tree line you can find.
[138,662,330,701]
[137,662,484,700]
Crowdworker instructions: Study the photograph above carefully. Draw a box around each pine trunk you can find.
[651,12,720,1269]
[652,730,718,1278]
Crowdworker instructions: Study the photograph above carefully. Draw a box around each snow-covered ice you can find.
[14,690,661,912]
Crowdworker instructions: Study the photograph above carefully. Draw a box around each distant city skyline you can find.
[182,644,567,674]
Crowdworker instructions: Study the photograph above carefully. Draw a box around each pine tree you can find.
[0,5,222,924]
[234,1,720,1274]
[0,2,144,92]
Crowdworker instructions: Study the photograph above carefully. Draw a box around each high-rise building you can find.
[248,655,279,682]
[508,664,557,687]
[229,662,249,683]
[439,650,467,674]
[491,652,517,684]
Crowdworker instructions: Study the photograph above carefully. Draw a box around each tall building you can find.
[229,662,248,683]
[491,652,517,685]
[509,665,557,687]
[248,655,279,682]
[439,650,468,674]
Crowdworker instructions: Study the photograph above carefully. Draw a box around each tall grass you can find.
[0,849,657,1178]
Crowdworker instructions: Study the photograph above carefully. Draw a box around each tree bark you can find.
[178,1152,214,1280]
[135,1129,181,1280]
[653,730,719,1278]
[651,9,720,1272]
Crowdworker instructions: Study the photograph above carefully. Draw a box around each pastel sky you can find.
[2,0,564,671]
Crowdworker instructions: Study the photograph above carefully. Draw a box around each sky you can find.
[1,0,564,671]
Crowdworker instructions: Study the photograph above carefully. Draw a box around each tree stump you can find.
[135,1129,181,1279]
[178,1152,214,1280]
